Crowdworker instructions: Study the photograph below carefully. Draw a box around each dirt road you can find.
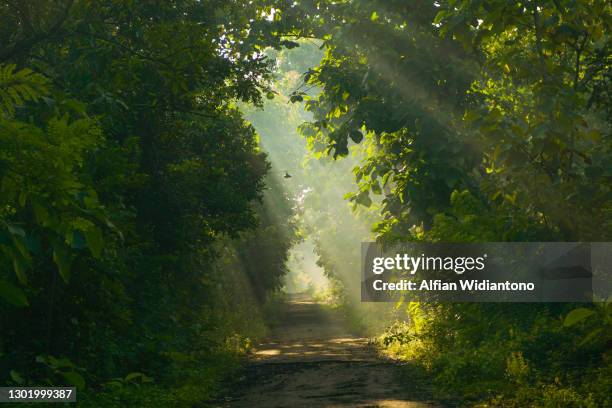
[218,295,438,408]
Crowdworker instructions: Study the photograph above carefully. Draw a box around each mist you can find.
[242,40,400,334]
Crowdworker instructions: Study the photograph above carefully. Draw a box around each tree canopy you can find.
[0,1,610,406]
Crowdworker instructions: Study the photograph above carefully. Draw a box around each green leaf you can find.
[0,280,28,307]
[371,180,382,195]
[10,370,25,384]
[32,202,50,226]
[124,372,143,382]
[125,372,153,383]
[349,129,363,143]
[289,94,304,103]
[579,328,603,346]
[333,141,349,158]
[433,10,447,25]
[564,308,595,327]
[53,358,76,369]
[53,246,72,283]
[70,230,87,250]
[381,171,392,186]
[103,380,124,389]
[354,191,372,207]
[62,99,89,117]
[60,371,85,390]
[280,40,300,49]
[84,227,104,258]
[13,257,28,285]
[7,224,25,237]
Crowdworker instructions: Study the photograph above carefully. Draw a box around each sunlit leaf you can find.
[564,308,595,327]
[60,371,85,390]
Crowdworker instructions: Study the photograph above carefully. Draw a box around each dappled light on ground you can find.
[218,295,437,408]
[253,337,373,362]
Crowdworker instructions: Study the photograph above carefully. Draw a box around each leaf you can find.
[349,129,363,143]
[53,358,76,369]
[12,256,28,285]
[7,224,25,237]
[371,180,382,195]
[381,171,392,186]
[62,99,89,117]
[10,370,25,385]
[433,10,447,25]
[579,328,603,346]
[105,219,124,241]
[60,371,85,390]
[333,144,349,158]
[0,281,28,307]
[53,245,72,283]
[289,94,303,103]
[70,230,87,250]
[32,202,50,226]
[280,40,300,49]
[103,379,123,389]
[84,227,103,258]
[125,372,153,383]
[124,372,143,382]
[0,64,49,117]
[354,191,372,207]
[563,308,595,327]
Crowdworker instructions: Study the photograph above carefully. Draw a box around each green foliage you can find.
[564,307,596,327]
[0,281,28,307]
[0,0,298,404]
[0,64,107,301]
[24,355,88,391]
[0,64,48,118]
[0,1,609,406]
[289,1,611,406]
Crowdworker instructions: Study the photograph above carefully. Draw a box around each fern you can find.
[0,64,49,118]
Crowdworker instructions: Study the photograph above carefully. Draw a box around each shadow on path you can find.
[216,294,439,408]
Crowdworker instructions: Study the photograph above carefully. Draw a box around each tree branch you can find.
[0,0,74,63]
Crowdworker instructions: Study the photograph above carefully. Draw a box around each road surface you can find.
[218,294,438,408]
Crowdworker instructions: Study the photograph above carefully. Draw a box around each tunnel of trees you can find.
[0,1,610,406]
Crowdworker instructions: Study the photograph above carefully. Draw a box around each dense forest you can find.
[0,1,610,407]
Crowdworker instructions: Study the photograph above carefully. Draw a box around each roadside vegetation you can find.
[1,1,610,407]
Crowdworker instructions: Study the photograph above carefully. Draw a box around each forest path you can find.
[217,294,438,408]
